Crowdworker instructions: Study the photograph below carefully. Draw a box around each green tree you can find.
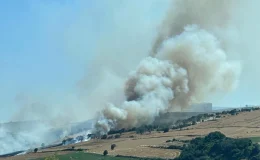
[103,150,108,156]
[111,144,116,150]
[177,131,260,160]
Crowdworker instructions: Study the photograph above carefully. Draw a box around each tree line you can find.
[176,131,260,160]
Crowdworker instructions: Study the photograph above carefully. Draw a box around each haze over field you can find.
[1,0,260,155]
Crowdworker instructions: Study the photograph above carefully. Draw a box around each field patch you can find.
[36,152,166,160]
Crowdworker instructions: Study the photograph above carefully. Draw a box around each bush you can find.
[103,150,108,156]
[111,144,116,150]
[136,127,146,134]
[62,140,66,145]
[176,131,260,160]
[101,134,108,139]
[76,135,84,142]
[108,128,126,135]
[163,128,169,133]
[166,140,172,143]
[167,145,184,150]
[115,134,121,139]
[229,109,237,115]
[34,148,38,153]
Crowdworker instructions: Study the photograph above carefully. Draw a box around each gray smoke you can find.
[95,0,241,134]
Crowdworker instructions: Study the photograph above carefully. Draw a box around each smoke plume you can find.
[95,0,241,134]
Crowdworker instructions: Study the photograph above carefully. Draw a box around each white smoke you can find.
[95,0,241,133]
[4,0,258,154]
[0,122,53,154]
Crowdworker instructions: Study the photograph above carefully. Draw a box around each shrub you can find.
[108,128,126,135]
[34,148,38,153]
[176,131,260,160]
[136,127,145,134]
[111,144,116,150]
[167,145,184,150]
[163,128,169,133]
[166,140,172,143]
[101,134,108,139]
[103,150,108,156]
[76,135,84,142]
[115,134,121,139]
[229,109,237,115]
[62,140,66,145]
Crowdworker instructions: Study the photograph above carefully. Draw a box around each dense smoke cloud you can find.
[95,0,241,134]
[3,0,258,155]
[151,0,236,55]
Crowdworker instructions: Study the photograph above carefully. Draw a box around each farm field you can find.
[2,110,260,160]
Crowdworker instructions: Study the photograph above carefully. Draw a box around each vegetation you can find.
[115,134,121,139]
[166,140,172,143]
[76,135,84,142]
[248,137,260,143]
[103,150,108,156]
[44,154,59,160]
[163,127,169,133]
[62,140,66,145]
[111,144,117,150]
[37,152,167,160]
[108,128,127,135]
[34,148,38,153]
[93,106,260,142]
[101,134,108,139]
[167,145,184,150]
[176,131,260,160]
[77,148,83,151]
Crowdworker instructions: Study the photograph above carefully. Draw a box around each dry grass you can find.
[3,110,260,160]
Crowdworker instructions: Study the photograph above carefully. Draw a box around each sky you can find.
[0,0,91,121]
[0,0,169,122]
[0,0,260,122]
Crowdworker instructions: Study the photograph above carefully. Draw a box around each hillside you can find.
[3,109,260,160]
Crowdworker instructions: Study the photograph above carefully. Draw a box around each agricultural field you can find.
[3,109,260,160]
[36,152,163,160]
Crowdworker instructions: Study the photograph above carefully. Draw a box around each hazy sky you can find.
[0,0,260,122]
[0,0,169,122]
[0,0,92,121]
